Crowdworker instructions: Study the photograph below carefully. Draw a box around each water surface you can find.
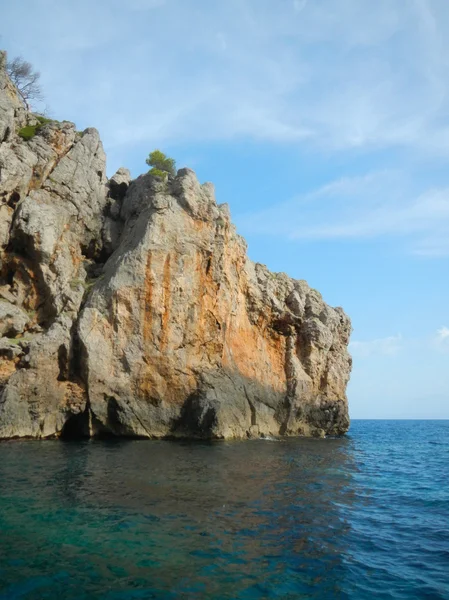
[0,420,448,599]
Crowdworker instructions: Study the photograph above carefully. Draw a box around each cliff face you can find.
[0,52,352,439]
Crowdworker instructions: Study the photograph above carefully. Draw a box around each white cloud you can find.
[351,328,449,361]
[437,326,449,340]
[3,0,449,254]
[431,327,449,353]
[237,170,449,256]
[3,0,449,155]
[412,236,449,257]
[350,334,402,358]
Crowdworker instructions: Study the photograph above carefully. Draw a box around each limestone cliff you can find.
[0,52,352,439]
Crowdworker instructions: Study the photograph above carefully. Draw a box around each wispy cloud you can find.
[351,328,449,360]
[412,236,449,258]
[350,334,402,358]
[437,326,449,341]
[427,326,449,354]
[3,0,449,256]
[435,326,449,351]
[237,170,449,256]
[3,0,449,156]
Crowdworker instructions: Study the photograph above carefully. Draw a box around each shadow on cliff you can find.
[58,367,349,441]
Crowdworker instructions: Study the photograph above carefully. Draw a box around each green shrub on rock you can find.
[18,125,39,140]
[148,168,169,180]
[146,150,176,178]
[35,115,52,126]
[18,115,53,140]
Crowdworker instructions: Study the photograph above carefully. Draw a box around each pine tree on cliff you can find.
[146,150,176,179]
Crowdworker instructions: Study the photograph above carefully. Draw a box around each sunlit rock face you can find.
[0,52,352,439]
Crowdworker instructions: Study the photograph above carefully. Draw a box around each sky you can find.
[1,0,448,419]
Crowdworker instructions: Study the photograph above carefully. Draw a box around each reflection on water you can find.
[0,421,448,599]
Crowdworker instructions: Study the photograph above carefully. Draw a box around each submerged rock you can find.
[0,51,352,439]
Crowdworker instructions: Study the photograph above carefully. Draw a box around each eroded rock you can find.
[0,51,352,439]
[0,301,29,337]
[77,169,352,439]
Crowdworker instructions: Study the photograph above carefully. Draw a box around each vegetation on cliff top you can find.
[146,149,176,179]
[18,116,53,141]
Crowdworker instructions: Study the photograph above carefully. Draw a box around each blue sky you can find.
[1,0,448,418]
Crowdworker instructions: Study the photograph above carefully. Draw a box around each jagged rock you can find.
[0,51,352,439]
[78,169,351,439]
[108,167,131,201]
[0,285,16,304]
[286,288,306,316]
[102,217,122,256]
[101,167,131,256]
[0,121,77,205]
[0,300,29,337]
[0,52,104,437]
[0,338,25,360]
[0,205,13,247]
[0,51,26,143]
[0,317,87,438]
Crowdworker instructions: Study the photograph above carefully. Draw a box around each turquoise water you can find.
[0,420,448,599]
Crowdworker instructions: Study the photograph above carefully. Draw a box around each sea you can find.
[0,420,448,599]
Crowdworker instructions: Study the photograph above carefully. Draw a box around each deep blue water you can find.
[0,420,448,599]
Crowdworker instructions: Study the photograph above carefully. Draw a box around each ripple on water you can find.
[0,420,448,599]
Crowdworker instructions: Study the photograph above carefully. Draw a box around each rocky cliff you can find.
[0,52,352,439]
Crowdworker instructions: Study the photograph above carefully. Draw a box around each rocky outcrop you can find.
[0,52,352,439]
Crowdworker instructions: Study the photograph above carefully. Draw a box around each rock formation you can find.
[0,51,352,439]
